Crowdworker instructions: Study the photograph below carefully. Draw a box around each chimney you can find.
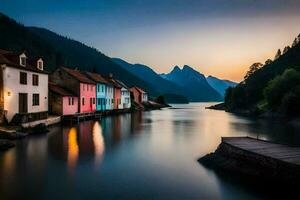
[109,73,113,78]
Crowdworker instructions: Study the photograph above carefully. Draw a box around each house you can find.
[116,80,131,109]
[104,79,114,111]
[50,67,96,113]
[84,71,110,111]
[0,49,48,123]
[130,86,148,104]
[49,83,78,116]
[106,76,122,110]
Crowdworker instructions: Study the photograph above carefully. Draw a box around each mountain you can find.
[0,12,159,96]
[206,75,237,97]
[161,65,223,102]
[112,58,189,103]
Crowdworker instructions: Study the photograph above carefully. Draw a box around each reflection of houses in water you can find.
[67,127,79,172]
[112,116,121,144]
[93,121,105,166]
[48,121,105,173]
[130,112,143,134]
[78,121,95,156]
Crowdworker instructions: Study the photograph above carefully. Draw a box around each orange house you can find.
[130,86,148,104]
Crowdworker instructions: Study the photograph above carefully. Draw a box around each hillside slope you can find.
[206,75,237,97]
[112,58,190,103]
[225,34,300,115]
[0,13,159,96]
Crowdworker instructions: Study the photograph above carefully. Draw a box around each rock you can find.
[30,123,49,135]
[205,103,225,110]
[0,140,15,151]
[0,132,28,140]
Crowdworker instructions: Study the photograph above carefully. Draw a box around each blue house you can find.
[85,72,109,111]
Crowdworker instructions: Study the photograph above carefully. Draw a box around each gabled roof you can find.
[49,82,76,96]
[0,49,48,74]
[130,86,146,94]
[61,67,95,84]
[84,71,109,84]
[104,77,122,88]
[115,80,129,89]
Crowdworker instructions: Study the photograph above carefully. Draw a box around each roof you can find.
[104,77,122,88]
[61,67,95,84]
[49,83,76,96]
[0,49,48,74]
[84,71,109,84]
[116,80,129,89]
[130,86,146,94]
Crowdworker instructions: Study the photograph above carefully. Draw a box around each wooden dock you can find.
[199,136,300,184]
[222,137,300,166]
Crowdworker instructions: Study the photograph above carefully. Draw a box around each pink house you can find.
[49,83,78,115]
[50,67,96,113]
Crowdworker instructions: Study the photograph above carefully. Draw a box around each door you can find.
[19,93,28,113]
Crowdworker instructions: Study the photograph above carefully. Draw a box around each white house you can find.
[116,80,131,109]
[0,49,48,123]
[104,79,114,110]
[142,92,148,103]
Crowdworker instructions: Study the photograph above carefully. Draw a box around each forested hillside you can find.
[0,13,159,96]
[225,34,300,116]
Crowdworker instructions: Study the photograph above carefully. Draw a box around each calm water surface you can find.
[1,103,300,200]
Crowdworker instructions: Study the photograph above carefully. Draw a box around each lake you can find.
[1,103,300,200]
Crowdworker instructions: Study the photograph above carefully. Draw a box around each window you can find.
[112,99,114,104]
[37,60,43,70]
[32,94,39,106]
[20,56,26,66]
[93,98,95,104]
[32,74,39,86]
[82,97,85,105]
[68,97,74,105]
[20,72,27,84]
[83,84,85,91]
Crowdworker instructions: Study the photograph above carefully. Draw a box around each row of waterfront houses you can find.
[0,49,148,124]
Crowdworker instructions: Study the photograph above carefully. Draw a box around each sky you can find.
[1,0,300,82]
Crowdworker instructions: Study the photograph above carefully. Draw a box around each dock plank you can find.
[222,137,300,166]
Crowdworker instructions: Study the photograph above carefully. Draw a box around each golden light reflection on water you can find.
[67,127,79,173]
[92,121,105,167]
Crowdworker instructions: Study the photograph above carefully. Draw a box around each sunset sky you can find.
[1,0,300,81]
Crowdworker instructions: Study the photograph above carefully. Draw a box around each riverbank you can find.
[199,137,300,185]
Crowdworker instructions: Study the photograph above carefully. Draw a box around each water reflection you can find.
[93,121,105,167]
[67,127,78,173]
[1,106,300,199]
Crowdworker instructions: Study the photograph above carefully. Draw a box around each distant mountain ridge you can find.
[206,75,237,97]
[112,58,189,103]
[161,65,223,102]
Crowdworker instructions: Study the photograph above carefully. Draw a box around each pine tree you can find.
[274,49,281,60]
[283,46,290,54]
